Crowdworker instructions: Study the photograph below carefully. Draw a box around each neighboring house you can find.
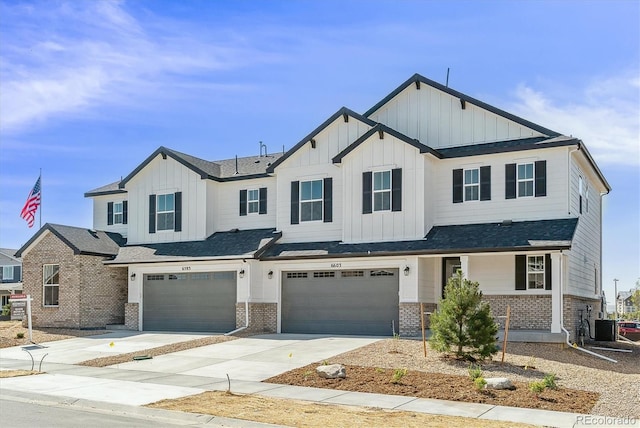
[15,224,127,329]
[22,74,610,341]
[617,290,638,317]
[0,248,22,308]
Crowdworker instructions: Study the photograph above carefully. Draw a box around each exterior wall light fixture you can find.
[268,270,273,279]
[130,273,136,281]
[239,269,245,279]
[404,266,410,276]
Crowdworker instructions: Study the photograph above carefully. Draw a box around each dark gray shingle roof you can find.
[108,228,280,264]
[16,224,125,258]
[260,218,578,259]
[84,180,127,197]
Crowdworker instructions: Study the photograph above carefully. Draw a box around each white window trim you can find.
[517,162,535,198]
[300,179,323,222]
[43,264,60,307]
[156,193,175,231]
[527,255,545,290]
[247,189,260,215]
[373,170,391,212]
[2,266,13,281]
[113,201,124,224]
[463,168,480,202]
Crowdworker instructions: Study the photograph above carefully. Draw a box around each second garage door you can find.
[281,269,399,336]
[143,271,236,332]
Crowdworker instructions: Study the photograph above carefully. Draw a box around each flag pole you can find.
[39,168,42,229]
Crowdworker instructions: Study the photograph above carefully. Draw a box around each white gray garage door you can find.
[281,269,399,336]
[143,272,236,332]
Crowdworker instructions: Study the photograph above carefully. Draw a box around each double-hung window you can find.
[2,266,13,281]
[300,180,323,222]
[517,163,534,197]
[247,189,260,214]
[373,171,391,211]
[43,264,60,306]
[464,169,480,201]
[113,202,123,224]
[157,193,175,231]
[527,256,545,289]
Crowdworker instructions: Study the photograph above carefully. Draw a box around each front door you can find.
[442,257,461,298]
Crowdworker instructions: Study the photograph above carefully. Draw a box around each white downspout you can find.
[225,263,250,336]
[561,327,617,363]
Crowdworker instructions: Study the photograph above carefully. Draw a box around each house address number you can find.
[330,263,341,268]
[181,266,191,271]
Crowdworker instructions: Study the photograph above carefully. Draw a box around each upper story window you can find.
[505,161,546,200]
[517,163,534,197]
[301,179,323,221]
[579,176,589,214]
[107,201,127,226]
[157,193,175,231]
[453,166,491,203]
[149,192,182,234]
[363,168,402,214]
[2,266,13,281]
[290,179,332,224]
[239,188,267,216]
[373,171,391,211]
[43,264,60,306]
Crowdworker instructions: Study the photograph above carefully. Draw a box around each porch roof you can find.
[106,228,281,264]
[259,218,578,260]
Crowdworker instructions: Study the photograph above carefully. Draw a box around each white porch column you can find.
[551,252,563,333]
[459,255,469,279]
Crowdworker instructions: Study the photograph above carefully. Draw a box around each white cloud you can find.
[0,1,267,133]
[509,73,640,166]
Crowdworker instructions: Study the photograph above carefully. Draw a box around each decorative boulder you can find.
[316,364,346,379]
[484,377,515,390]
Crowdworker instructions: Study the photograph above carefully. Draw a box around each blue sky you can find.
[1,0,638,304]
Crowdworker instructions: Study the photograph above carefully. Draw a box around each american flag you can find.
[20,176,41,228]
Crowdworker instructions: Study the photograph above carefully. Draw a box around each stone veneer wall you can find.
[482,295,552,330]
[21,232,127,329]
[235,303,277,333]
[563,294,602,342]
[399,302,437,337]
[125,303,139,330]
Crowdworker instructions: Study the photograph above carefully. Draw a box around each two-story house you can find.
[18,74,610,341]
[0,248,22,310]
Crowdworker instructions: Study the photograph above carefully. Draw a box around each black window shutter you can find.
[480,166,491,201]
[545,254,552,290]
[122,200,128,224]
[515,255,526,290]
[452,169,463,203]
[259,187,267,214]
[239,190,247,216]
[0,268,3,281]
[148,194,156,234]
[579,195,583,214]
[323,178,333,222]
[174,192,182,232]
[535,160,546,197]
[107,202,114,226]
[14,266,21,282]
[291,181,299,224]
[391,168,402,211]
[362,171,372,214]
[505,164,516,199]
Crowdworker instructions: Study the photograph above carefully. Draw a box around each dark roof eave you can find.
[576,141,611,192]
[440,138,580,159]
[260,244,572,260]
[104,255,256,266]
[84,189,128,197]
[364,74,561,138]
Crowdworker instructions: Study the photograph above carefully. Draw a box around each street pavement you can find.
[1,331,634,428]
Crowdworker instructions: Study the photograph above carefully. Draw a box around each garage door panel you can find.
[143,272,236,332]
[281,270,399,336]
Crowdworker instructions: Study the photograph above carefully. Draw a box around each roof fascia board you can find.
[332,124,441,164]
[440,138,579,159]
[364,74,561,138]
[266,107,377,173]
[84,189,128,198]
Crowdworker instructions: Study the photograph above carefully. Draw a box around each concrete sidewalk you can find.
[1,333,634,428]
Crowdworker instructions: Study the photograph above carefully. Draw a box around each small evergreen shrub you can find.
[528,380,546,394]
[16,332,24,339]
[468,364,483,380]
[473,376,487,391]
[390,368,407,384]
[543,373,557,389]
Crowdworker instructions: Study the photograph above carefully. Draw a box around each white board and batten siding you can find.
[565,153,604,297]
[91,194,128,237]
[209,177,277,234]
[124,155,208,245]
[275,116,371,243]
[341,134,426,243]
[369,84,546,148]
[432,147,569,226]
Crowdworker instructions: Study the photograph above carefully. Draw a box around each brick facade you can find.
[125,303,139,330]
[563,294,602,342]
[21,232,127,329]
[399,302,437,337]
[235,302,277,333]
[483,295,552,330]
